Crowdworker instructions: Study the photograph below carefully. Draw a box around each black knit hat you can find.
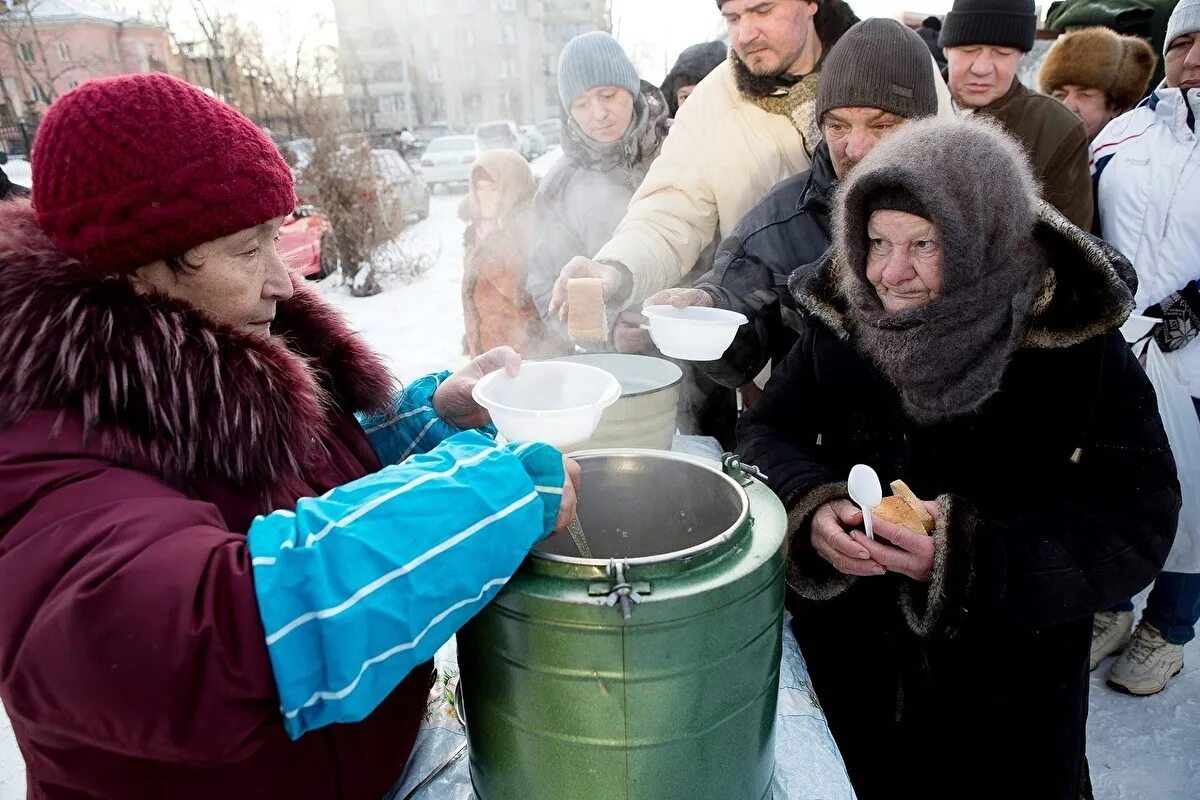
[940,0,1037,52]
[816,18,939,124]
[864,186,930,221]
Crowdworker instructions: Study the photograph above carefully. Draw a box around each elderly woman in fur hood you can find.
[737,117,1180,799]
[0,74,579,800]
[460,148,567,359]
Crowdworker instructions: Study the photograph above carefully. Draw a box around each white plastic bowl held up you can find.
[472,361,621,449]
[642,305,749,361]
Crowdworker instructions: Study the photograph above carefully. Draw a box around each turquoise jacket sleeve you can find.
[356,371,498,464]
[247,430,564,738]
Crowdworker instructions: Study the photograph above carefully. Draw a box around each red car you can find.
[277,208,336,279]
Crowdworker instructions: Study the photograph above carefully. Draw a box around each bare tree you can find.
[0,0,113,107]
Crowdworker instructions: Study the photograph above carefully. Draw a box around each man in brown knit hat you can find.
[1038,27,1158,139]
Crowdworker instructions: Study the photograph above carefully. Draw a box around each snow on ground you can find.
[0,144,1196,798]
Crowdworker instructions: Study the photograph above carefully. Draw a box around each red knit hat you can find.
[32,73,296,273]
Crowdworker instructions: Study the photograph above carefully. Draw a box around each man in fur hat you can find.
[544,0,952,326]
[1039,26,1158,140]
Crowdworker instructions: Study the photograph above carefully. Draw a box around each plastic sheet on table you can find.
[386,616,856,799]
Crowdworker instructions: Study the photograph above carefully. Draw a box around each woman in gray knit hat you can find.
[527,31,738,445]
[737,116,1179,799]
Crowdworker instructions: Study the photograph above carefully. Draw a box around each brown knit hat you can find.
[1038,27,1157,113]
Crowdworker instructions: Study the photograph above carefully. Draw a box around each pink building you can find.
[0,0,175,125]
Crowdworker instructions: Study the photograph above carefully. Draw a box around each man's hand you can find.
[548,257,624,319]
[433,346,522,429]
[552,456,583,533]
[849,501,942,582]
[811,499,886,577]
[644,287,715,309]
[612,310,650,353]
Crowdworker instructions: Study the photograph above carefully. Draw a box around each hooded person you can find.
[1089,0,1200,697]
[544,1,954,322]
[660,40,728,117]
[736,116,1179,799]
[644,18,941,395]
[461,149,567,359]
[940,0,1095,228]
[1038,26,1157,139]
[0,73,580,800]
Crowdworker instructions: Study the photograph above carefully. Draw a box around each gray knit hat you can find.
[1166,0,1200,56]
[940,0,1037,53]
[816,18,939,124]
[557,32,641,110]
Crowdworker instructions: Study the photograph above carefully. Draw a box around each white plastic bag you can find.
[1142,337,1200,574]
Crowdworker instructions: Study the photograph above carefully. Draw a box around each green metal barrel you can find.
[457,450,788,800]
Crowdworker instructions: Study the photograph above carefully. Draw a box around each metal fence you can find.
[0,121,36,157]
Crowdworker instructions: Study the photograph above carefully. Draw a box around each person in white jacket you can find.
[1090,0,1200,696]
[545,0,951,320]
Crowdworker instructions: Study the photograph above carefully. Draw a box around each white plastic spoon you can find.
[847,464,883,542]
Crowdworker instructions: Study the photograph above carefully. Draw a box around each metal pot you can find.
[457,450,787,800]
[553,354,681,451]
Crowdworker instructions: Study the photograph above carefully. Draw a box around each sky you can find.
[140,0,962,85]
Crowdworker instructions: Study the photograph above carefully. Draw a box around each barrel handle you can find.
[721,453,769,486]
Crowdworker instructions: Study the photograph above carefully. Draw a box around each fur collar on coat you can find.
[0,202,394,493]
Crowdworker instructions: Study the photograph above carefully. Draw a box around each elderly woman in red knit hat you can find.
[0,74,579,800]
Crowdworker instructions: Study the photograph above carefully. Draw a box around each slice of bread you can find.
[874,496,928,534]
[567,278,607,343]
[890,479,935,533]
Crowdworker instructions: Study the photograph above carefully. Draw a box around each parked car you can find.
[370,148,431,228]
[537,118,562,147]
[519,125,547,159]
[475,120,524,156]
[277,206,334,279]
[420,135,484,192]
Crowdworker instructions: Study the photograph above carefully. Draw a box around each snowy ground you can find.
[1,145,1197,798]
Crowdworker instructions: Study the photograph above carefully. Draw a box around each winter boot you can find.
[1089,610,1133,671]
[1106,622,1185,695]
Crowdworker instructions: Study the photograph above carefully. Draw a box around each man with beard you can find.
[643,18,941,395]
[545,0,951,322]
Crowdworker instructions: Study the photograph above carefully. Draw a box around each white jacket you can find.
[595,58,953,309]
[1093,84,1200,398]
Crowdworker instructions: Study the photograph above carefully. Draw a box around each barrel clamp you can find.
[721,453,769,487]
[588,559,651,620]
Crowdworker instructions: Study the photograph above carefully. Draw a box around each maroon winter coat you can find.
[0,203,432,799]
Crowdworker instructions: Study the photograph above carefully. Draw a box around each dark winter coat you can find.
[0,203,431,800]
[917,25,946,67]
[975,79,1094,229]
[692,141,836,389]
[0,166,28,202]
[737,207,1180,799]
[661,41,728,118]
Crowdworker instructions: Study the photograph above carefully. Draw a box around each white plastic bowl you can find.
[642,305,749,361]
[472,361,621,448]
[1120,313,1159,345]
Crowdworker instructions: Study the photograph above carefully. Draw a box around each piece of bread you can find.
[567,278,607,343]
[874,496,928,534]
[890,479,935,532]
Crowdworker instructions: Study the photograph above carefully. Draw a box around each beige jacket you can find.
[595,57,954,309]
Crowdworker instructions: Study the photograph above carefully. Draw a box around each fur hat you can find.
[32,73,296,275]
[1038,27,1157,112]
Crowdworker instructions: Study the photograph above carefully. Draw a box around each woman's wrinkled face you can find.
[569,85,635,143]
[473,177,502,220]
[134,217,293,337]
[865,210,944,312]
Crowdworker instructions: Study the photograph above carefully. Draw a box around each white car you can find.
[419,135,484,191]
